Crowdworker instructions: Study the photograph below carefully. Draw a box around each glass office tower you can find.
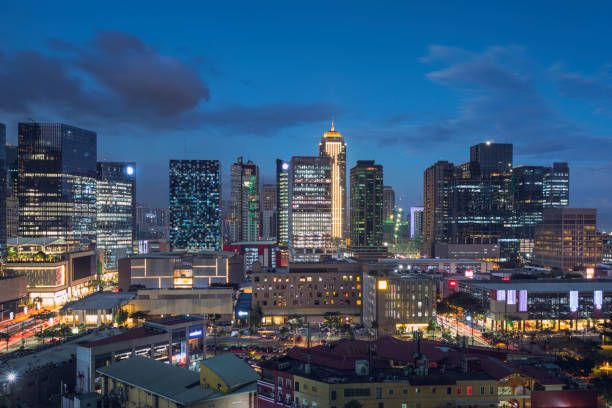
[96,162,136,270]
[0,124,6,256]
[18,123,97,246]
[543,162,569,208]
[229,157,260,242]
[318,122,347,241]
[276,159,290,248]
[350,160,384,248]
[169,160,221,251]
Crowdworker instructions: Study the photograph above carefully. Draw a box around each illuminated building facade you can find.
[18,122,97,246]
[261,184,277,240]
[0,124,6,255]
[229,157,260,242]
[169,160,221,251]
[276,159,290,248]
[534,208,602,271]
[513,165,547,238]
[96,162,136,270]
[349,160,383,248]
[422,160,454,256]
[289,156,332,260]
[410,206,424,238]
[543,162,569,208]
[383,185,395,222]
[318,122,346,242]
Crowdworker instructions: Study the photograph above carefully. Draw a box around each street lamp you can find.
[7,372,16,382]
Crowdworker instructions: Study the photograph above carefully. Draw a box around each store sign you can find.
[237,310,249,318]
[189,329,203,338]
[594,291,603,310]
[570,291,579,312]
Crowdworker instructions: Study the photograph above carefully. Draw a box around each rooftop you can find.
[81,327,162,348]
[200,353,260,389]
[61,291,136,312]
[465,278,612,292]
[129,250,237,259]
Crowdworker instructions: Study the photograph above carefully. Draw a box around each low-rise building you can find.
[434,243,500,263]
[379,258,490,275]
[76,315,206,393]
[60,291,137,327]
[118,251,244,291]
[252,262,363,324]
[0,274,28,321]
[97,353,258,408]
[224,240,279,271]
[362,271,436,335]
[126,287,235,318]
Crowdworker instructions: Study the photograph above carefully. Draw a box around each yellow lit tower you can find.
[319,121,347,243]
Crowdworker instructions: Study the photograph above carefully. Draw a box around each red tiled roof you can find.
[512,364,564,386]
[82,327,162,348]
[531,390,597,408]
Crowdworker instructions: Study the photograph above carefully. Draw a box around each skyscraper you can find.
[290,156,332,259]
[410,207,424,238]
[318,122,346,242]
[469,142,513,175]
[96,162,136,270]
[169,160,221,250]
[383,186,395,222]
[229,157,260,242]
[276,159,290,248]
[543,162,569,208]
[422,161,455,256]
[0,124,6,255]
[513,165,547,237]
[18,123,97,245]
[350,160,384,248]
[261,184,277,240]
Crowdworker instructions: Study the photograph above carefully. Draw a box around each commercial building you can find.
[378,258,490,275]
[289,156,332,261]
[127,287,235,318]
[457,279,612,332]
[118,251,244,290]
[18,122,97,246]
[470,142,513,175]
[276,159,290,249]
[534,208,602,271]
[262,183,277,240]
[96,162,136,270]
[169,160,221,251]
[136,203,169,240]
[433,243,500,263]
[410,206,423,238]
[5,195,18,239]
[0,274,28,321]
[79,315,206,393]
[3,248,99,306]
[422,161,455,256]
[382,185,395,223]
[362,271,436,335]
[349,161,384,250]
[97,353,258,408]
[603,233,612,264]
[224,240,278,271]
[318,122,347,242]
[252,262,363,324]
[513,165,547,238]
[229,157,261,242]
[60,291,136,327]
[0,124,6,256]
[543,162,570,208]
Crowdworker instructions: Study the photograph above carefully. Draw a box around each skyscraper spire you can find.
[330,119,335,132]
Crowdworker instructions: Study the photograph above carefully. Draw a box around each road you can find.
[437,316,491,347]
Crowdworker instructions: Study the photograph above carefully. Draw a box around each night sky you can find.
[2,1,612,229]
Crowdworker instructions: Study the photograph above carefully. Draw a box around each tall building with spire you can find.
[318,121,346,243]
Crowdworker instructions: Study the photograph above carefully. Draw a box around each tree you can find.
[343,400,363,408]
[114,309,129,326]
[249,304,263,332]
[427,319,438,336]
[0,332,10,351]
[129,311,149,326]
[323,312,341,329]
[592,375,612,406]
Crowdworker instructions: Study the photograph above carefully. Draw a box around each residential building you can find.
[422,161,455,256]
[229,157,261,242]
[534,208,602,271]
[410,206,423,238]
[118,251,244,290]
[252,262,363,324]
[97,352,258,408]
[262,183,277,240]
[362,271,436,335]
[318,122,347,242]
[96,162,136,270]
[169,160,221,250]
[18,122,97,246]
[289,156,332,261]
[349,160,384,249]
[543,162,570,208]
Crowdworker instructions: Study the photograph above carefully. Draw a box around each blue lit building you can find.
[96,162,136,270]
[0,124,6,256]
[18,123,97,246]
[169,160,221,251]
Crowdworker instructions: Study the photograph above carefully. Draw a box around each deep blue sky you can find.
[2,1,612,228]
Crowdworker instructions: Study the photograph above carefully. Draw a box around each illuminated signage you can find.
[448,280,457,287]
[377,280,388,290]
[519,290,527,312]
[189,329,203,338]
[496,290,506,301]
[594,291,603,310]
[237,310,249,318]
[570,291,579,312]
[586,268,595,279]
[507,290,516,305]
[465,270,474,279]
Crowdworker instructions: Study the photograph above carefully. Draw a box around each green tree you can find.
[114,309,129,326]
[0,332,10,351]
[592,375,612,406]
[323,312,341,329]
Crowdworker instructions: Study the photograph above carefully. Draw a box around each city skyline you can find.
[2,2,612,229]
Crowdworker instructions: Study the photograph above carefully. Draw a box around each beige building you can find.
[252,262,363,324]
[98,354,258,408]
[127,287,235,318]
